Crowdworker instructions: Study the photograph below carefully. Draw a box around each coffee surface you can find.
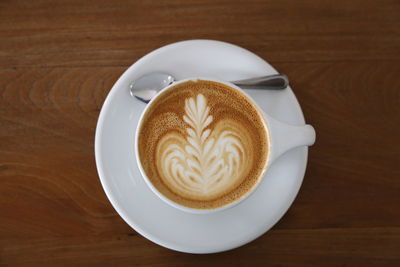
[138,80,269,209]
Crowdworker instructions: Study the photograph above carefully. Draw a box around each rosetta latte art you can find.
[155,94,248,200]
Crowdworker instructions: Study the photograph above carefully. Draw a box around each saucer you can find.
[95,40,309,253]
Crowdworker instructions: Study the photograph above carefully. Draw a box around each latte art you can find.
[138,80,269,209]
[156,94,251,200]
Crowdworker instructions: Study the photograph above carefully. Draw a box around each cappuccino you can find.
[138,80,269,209]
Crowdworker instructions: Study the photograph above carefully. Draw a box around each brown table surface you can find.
[1,0,399,265]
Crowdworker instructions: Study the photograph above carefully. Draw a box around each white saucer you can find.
[95,40,308,254]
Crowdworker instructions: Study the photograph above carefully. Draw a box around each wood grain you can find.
[0,0,399,68]
[2,229,400,265]
[1,0,400,265]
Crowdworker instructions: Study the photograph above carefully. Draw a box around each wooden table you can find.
[1,0,399,265]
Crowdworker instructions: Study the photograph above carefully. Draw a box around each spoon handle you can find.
[232,74,289,89]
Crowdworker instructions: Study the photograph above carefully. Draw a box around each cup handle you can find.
[264,112,316,164]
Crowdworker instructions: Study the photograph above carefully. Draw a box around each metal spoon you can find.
[130,72,289,103]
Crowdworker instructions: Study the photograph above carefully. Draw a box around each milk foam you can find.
[155,94,249,200]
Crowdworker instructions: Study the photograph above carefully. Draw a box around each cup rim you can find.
[135,77,271,214]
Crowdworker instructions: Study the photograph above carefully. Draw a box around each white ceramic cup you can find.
[135,77,316,214]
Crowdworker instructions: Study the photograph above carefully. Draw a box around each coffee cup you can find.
[135,77,315,214]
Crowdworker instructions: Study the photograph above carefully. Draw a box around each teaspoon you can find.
[130,73,288,103]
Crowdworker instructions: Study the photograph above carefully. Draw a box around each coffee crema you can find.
[138,80,269,209]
